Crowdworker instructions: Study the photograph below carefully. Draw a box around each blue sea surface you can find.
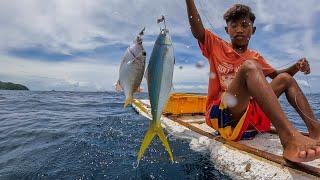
[0,91,230,180]
[0,91,319,179]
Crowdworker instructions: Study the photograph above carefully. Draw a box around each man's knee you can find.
[239,60,262,74]
[276,73,295,86]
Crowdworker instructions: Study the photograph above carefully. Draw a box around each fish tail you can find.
[157,125,174,162]
[124,96,133,108]
[114,80,122,92]
[132,99,148,114]
[137,123,174,166]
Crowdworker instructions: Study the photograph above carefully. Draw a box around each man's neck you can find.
[232,45,248,54]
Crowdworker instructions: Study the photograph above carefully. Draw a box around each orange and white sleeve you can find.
[257,54,276,76]
[198,29,222,60]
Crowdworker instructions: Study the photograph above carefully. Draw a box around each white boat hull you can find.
[132,99,320,180]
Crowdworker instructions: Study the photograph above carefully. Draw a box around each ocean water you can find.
[0,91,319,180]
[0,91,230,180]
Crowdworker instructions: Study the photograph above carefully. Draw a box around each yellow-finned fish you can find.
[137,16,175,165]
[115,28,146,108]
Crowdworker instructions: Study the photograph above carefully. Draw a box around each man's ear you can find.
[225,27,229,34]
[252,26,256,35]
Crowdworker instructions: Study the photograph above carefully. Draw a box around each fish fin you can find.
[137,123,174,166]
[114,80,122,92]
[136,27,145,44]
[139,27,145,36]
[124,96,133,108]
[144,68,148,81]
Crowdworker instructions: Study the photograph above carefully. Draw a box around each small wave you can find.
[1,91,316,179]
[189,136,211,152]
[77,102,111,107]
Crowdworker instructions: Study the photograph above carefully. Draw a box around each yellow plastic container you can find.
[163,93,207,115]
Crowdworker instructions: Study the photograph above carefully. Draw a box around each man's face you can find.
[225,17,256,47]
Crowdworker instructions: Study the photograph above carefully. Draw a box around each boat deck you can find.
[133,99,320,179]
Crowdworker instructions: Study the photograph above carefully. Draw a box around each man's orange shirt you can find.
[199,29,275,110]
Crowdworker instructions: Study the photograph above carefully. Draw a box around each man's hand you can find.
[296,58,310,74]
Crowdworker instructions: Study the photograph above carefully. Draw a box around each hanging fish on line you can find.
[115,27,146,108]
[137,16,175,165]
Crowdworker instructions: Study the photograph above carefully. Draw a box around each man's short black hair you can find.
[223,4,256,23]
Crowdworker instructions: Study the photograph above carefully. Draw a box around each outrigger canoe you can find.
[132,93,320,179]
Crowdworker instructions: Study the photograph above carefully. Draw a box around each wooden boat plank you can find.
[132,99,320,179]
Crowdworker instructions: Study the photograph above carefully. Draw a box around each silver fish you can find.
[115,28,146,107]
[137,19,175,165]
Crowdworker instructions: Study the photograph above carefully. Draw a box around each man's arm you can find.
[186,0,205,43]
[268,58,310,79]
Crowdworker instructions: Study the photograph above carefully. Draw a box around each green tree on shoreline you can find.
[0,81,29,90]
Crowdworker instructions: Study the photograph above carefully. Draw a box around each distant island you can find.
[0,81,29,90]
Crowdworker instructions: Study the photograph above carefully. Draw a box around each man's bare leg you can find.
[270,73,320,140]
[224,60,320,162]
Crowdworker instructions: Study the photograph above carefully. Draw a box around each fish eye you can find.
[142,51,146,56]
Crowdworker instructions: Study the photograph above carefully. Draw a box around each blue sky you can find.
[0,0,319,93]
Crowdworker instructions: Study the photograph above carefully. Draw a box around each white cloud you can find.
[0,55,119,91]
[199,0,320,73]
[0,54,213,92]
[296,79,310,87]
[261,24,274,32]
[0,0,319,51]
[0,0,319,92]
[266,29,320,73]
[0,0,191,54]
[173,64,209,83]
[133,64,210,93]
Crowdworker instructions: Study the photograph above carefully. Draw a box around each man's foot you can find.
[283,133,320,162]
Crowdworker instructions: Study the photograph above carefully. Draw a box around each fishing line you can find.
[306,75,313,95]
[196,1,269,134]
[275,59,318,122]
[222,26,318,129]
[275,59,298,69]
[294,94,318,122]
[189,0,320,139]
[199,0,215,31]
[249,121,263,135]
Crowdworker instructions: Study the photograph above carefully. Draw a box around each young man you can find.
[185,0,320,163]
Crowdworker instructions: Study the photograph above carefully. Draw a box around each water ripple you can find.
[7,91,318,179]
